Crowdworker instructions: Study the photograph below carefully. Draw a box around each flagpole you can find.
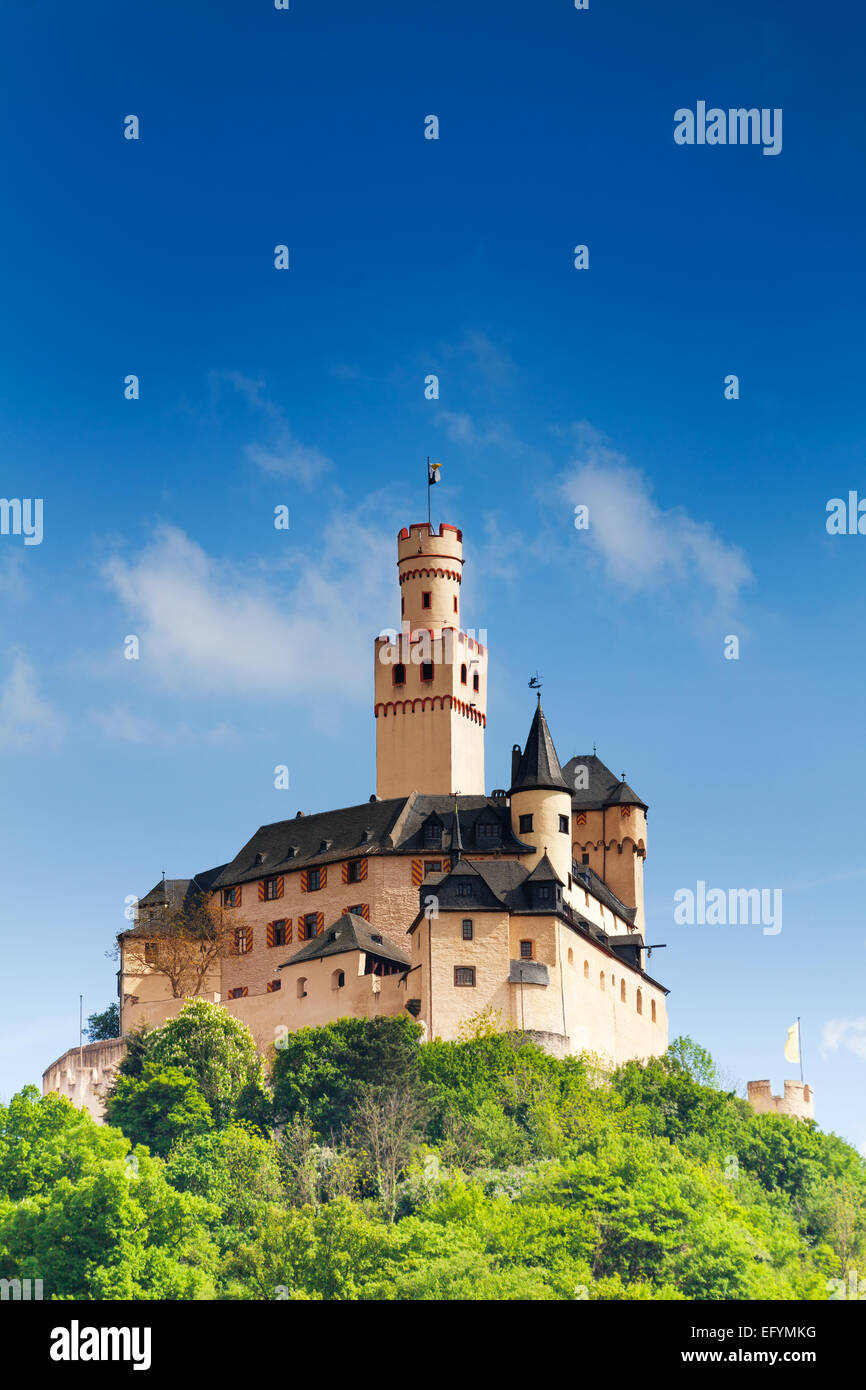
[427,456,432,528]
[798,1016,804,1083]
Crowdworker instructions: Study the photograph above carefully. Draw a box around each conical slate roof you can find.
[509,699,570,795]
[526,851,564,886]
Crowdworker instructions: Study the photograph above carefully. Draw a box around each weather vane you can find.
[528,672,543,695]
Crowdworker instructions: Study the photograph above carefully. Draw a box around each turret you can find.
[374,523,487,798]
[509,698,572,884]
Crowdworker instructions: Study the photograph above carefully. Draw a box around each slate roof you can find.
[211,794,531,888]
[510,700,571,794]
[509,959,550,986]
[526,852,564,885]
[561,754,647,812]
[279,912,411,969]
[136,866,228,911]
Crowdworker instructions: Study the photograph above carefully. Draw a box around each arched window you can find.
[600,972,605,991]
[460,663,467,685]
[583,960,589,978]
[567,948,574,965]
[332,969,345,989]
[620,979,626,1002]
[636,988,643,1015]
[651,999,657,1022]
[297,977,307,999]
[473,673,479,692]
[393,663,406,687]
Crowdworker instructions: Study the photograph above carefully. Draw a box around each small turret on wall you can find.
[747,1078,814,1122]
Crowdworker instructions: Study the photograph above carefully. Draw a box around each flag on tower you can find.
[428,460,441,485]
[784,1020,800,1064]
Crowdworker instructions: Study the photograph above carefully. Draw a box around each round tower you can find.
[374,523,487,799]
[509,698,573,885]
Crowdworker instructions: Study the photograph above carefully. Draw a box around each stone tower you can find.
[374,522,487,798]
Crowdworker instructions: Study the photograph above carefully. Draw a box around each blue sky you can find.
[2,0,865,1149]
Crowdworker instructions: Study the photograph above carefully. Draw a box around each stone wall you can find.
[41,1038,127,1123]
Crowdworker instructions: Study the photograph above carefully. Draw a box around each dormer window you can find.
[536,884,552,902]
[476,821,500,845]
[456,879,473,897]
[424,820,443,847]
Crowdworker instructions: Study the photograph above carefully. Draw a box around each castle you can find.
[44,519,669,1118]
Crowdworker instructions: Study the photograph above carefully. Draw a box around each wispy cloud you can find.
[213,370,333,488]
[556,422,751,606]
[0,651,65,749]
[101,512,393,699]
[89,707,238,746]
[821,1018,866,1063]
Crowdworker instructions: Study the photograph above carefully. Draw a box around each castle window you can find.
[456,879,473,897]
[581,854,590,865]
[462,919,473,940]
[475,821,500,845]
[424,860,444,875]
[568,948,574,965]
[228,987,248,1000]
[454,966,476,987]
[332,969,345,989]
[235,927,250,955]
[519,813,533,834]
[144,942,157,963]
[536,884,552,903]
[267,979,281,993]
[346,860,363,883]
[346,904,369,919]
[303,912,319,939]
[307,867,322,891]
[636,989,643,1015]
[620,979,626,1002]
[583,960,589,978]
[297,978,307,998]
[421,661,434,682]
[264,877,282,901]
[453,595,458,612]
[600,972,605,991]
[222,886,240,908]
[651,999,657,1022]
[269,919,289,947]
[460,663,467,684]
[422,591,431,609]
[473,673,479,691]
[393,663,406,687]
[424,820,443,847]
[559,815,569,834]
[519,940,533,960]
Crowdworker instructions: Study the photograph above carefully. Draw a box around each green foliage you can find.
[103,1062,213,1158]
[4,1023,865,1300]
[271,1015,423,1137]
[147,1000,265,1126]
[84,1003,119,1042]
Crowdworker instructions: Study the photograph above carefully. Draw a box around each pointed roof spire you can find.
[509,699,570,795]
[452,796,464,853]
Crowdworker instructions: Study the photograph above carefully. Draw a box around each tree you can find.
[271,1016,423,1137]
[84,1003,119,1041]
[103,1061,213,1157]
[147,1000,265,1126]
[349,1084,429,1221]
[120,890,244,1000]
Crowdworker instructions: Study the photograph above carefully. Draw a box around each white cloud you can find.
[90,706,237,746]
[0,651,65,749]
[102,514,394,699]
[214,370,333,488]
[821,1018,866,1063]
[556,423,751,606]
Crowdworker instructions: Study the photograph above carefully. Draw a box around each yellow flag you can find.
[784,1021,800,1064]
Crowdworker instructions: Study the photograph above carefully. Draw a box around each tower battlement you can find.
[747,1079,814,1121]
